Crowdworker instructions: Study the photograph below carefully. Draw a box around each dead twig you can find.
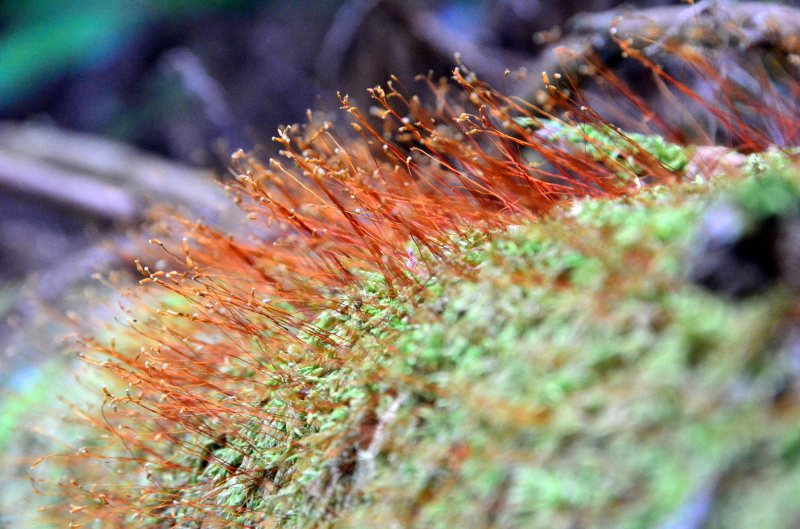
[0,121,226,222]
[0,149,138,223]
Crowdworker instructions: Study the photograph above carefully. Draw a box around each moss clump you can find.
[733,159,800,221]
[516,117,690,176]
[155,158,800,529]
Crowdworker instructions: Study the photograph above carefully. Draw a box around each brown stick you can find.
[0,149,139,222]
[0,121,227,221]
[568,1,800,52]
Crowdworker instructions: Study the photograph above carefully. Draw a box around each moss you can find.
[74,152,800,528]
[732,161,800,220]
[515,117,690,176]
[329,164,800,528]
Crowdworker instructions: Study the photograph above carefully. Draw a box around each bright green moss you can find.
[163,157,800,528]
[334,165,800,528]
[516,117,689,176]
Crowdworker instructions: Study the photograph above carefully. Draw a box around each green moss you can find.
[148,157,800,528]
[335,166,800,528]
[732,161,800,220]
[516,117,689,176]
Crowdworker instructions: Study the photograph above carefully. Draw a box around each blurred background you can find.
[1,0,799,525]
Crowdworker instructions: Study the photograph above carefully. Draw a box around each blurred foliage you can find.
[0,0,253,107]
